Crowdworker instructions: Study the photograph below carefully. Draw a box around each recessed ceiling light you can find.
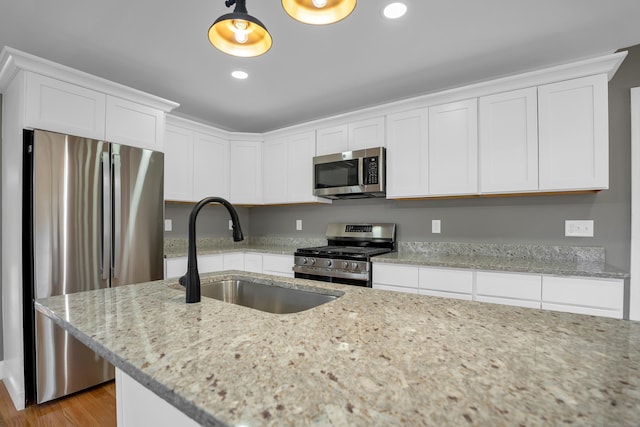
[231,70,249,80]
[383,2,407,19]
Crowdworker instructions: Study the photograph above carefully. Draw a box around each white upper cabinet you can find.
[428,99,478,195]
[263,130,327,204]
[316,117,385,155]
[105,95,164,151]
[348,117,385,151]
[538,74,609,191]
[164,124,194,201]
[262,137,289,204]
[23,71,171,151]
[288,131,321,203]
[193,132,229,200]
[316,124,348,155]
[229,139,263,204]
[25,72,106,140]
[164,119,230,202]
[385,108,429,198]
[479,88,539,193]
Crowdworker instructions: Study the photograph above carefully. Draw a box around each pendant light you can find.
[208,0,272,57]
[282,0,357,25]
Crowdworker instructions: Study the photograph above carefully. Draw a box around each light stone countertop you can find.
[374,252,628,279]
[36,271,640,426]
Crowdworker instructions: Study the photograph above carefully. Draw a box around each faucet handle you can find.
[178,275,187,287]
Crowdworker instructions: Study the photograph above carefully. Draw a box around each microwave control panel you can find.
[364,157,378,185]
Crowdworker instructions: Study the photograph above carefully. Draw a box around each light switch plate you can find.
[432,219,441,234]
[296,219,303,231]
[229,219,233,231]
[164,219,172,232]
[565,220,594,237]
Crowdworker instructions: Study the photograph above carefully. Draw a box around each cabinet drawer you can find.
[542,276,623,312]
[198,254,224,273]
[244,253,263,273]
[476,271,542,301]
[372,264,419,289]
[165,258,187,279]
[223,253,245,270]
[419,267,473,294]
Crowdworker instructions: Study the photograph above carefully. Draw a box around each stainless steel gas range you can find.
[293,223,396,287]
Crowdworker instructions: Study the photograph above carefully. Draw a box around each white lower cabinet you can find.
[116,368,198,427]
[419,267,473,301]
[223,252,245,270]
[244,253,263,273]
[542,276,624,319]
[372,264,419,293]
[262,254,295,278]
[372,263,623,318]
[476,271,542,309]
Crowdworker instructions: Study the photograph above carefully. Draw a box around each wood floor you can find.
[0,380,116,427]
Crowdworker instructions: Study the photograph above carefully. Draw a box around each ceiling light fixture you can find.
[282,0,357,25]
[383,2,407,19]
[231,70,249,79]
[208,0,272,57]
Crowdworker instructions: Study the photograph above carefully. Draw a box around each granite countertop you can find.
[374,252,629,279]
[36,271,640,426]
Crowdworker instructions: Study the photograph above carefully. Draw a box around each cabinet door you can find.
[479,88,538,193]
[372,264,419,291]
[165,257,187,279]
[475,271,541,308]
[105,96,163,151]
[348,117,385,151]
[385,108,429,198]
[262,138,289,204]
[428,99,478,195]
[262,254,294,277]
[244,253,263,273]
[193,132,229,201]
[316,124,348,155]
[288,131,318,203]
[538,74,609,190]
[541,276,623,318]
[229,140,263,204]
[223,253,245,270]
[419,267,473,295]
[198,254,224,273]
[164,125,194,201]
[25,72,106,140]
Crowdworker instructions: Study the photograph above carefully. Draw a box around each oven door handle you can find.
[292,265,369,281]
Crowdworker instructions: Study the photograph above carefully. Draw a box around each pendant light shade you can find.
[282,0,357,25]
[208,0,272,57]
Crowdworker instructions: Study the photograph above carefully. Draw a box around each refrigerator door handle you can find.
[112,153,122,279]
[101,152,111,281]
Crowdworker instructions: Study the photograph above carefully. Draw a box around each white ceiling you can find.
[1,0,640,133]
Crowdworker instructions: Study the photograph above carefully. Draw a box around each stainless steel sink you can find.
[198,278,340,314]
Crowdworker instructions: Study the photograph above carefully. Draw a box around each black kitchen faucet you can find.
[179,197,244,303]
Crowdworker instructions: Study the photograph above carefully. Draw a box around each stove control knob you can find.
[342,261,349,269]
[352,262,359,270]
[326,259,333,267]
[302,258,308,265]
[310,258,316,265]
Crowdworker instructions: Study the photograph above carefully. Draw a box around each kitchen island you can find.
[35,271,639,426]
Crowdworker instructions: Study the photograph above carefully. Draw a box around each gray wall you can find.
[164,203,251,238]
[168,44,640,272]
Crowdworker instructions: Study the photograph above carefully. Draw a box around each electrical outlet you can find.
[229,219,233,231]
[565,220,594,237]
[432,219,441,234]
[164,219,172,232]
[296,219,302,231]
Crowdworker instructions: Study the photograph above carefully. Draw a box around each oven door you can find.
[293,264,372,287]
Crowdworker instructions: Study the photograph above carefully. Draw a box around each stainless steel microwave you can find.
[313,147,386,199]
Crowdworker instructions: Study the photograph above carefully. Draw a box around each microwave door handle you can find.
[358,157,365,187]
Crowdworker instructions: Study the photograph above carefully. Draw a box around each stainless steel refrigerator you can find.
[22,129,164,404]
